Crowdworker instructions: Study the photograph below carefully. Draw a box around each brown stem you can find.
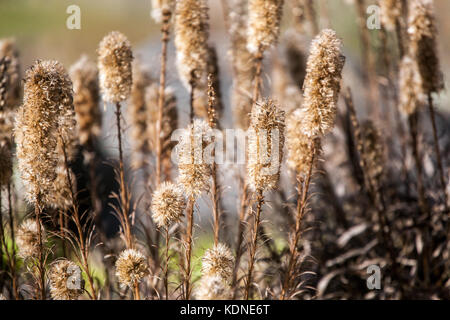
[115,103,133,249]
[280,143,316,300]
[7,183,18,299]
[427,93,449,212]
[156,9,171,187]
[164,226,170,300]
[252,50,263,104]
[184,199,194,300]
[34,192,46,300]
[244,189,264,300]
[133,281,141,300]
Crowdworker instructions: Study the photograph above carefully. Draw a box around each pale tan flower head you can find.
[399,55,424,115]
[196,274,232,300]
[69,55,102,146]
[247,99,285,192]
[98,31,133,103]
[174,0,209,89]
[177,119,212,198]
[151,0,174,23]
[15,60,74,205]
[301,29,345,137]
[201,243,235,281]
[16,219,46,259]
[151,182,186,228]
[49,260,84,300]
[247,0,284,54]
[408,0,443,94]
[115,249,149,287]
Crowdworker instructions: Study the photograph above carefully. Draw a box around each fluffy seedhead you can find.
[151,182,186,228]
[201,243,235,281]
[399,55,424,115]
[302,29,345,137]
[195,274,232,300]
[15,60,74,205]
[49,260,84,300]
[115,249,149,288]
[361,120,385,188]
[69,55,101,146]
[98,31,133,103]
[247,0,284,54]
[379,0,402,31]
[286,108,319,176]
[408,0,443,94]
[177,119,212,198]
[16,219,46,259]
[247,99,285,192]
[0,38,21,110]
[174,0,209,89]
[151,0,174,23]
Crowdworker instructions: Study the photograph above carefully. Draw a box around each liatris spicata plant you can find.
[245,98,285,299]
[201,243,234,281]
[407,0,448,211]
[151,181,186,298]
[115,249,149,300]
[16,219,46,259]
[98,31,134,249]
[69,55,101,148]
[49,260,84,300]
[174,0,209,120]
[0,38,21,111]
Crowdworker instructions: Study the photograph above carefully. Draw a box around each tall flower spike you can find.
[408,0,443,94]
[247,0,284,54]
[98,31,133,103]
[286,108,319,176]
[129,61,152,170]
[151,182,186,228]
[15,60,74,205]
[361,120,385,188]
[247,99,285,192]
[16,219,46,259]
[177,119,212,198]
[398,56,424,115]
[151,0,174,23]
[49,260,84,300]
[196,274,232,300]
[115,249,149,288]
[379,0,402,31]
[0,38,21,110]
[69,55,101,147]
[201,243,235,281]
[174,0,209,89]
[302,29,345,137]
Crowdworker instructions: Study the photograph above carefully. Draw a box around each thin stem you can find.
[7,183,18,299]
[34,192,46,300]
[164,226,170,300]
[252,50,263,104]
[427,93,449,212]
[133,281,141,300]
[184,199,194,300]
[156,9,171,187]
[115,103,133,249]
[244,188,264,300]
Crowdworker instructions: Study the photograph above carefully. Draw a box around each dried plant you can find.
[115,248,149,299]
[49,260,84,300]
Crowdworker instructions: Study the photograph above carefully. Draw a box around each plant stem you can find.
[34,192,46,300]
[164,226,170,300]
[7,183,18,299]
[184,199,194,300]
[244,188,264,300]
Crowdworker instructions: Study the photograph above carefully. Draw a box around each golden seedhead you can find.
[177,119,212,198]
[151,182,186,228]
[247,0,284,54]
[15,60,74,205]
[115,249,149,288]
[98,31,133,103]
[408,0,443,94]
[16,219,46,259]
[247,99,285,192]
[398,56,424,115]
[69,55,101,147]
[286,108,318,176]
[174,0,209,89]
[49,260,84,300]
[201,243,235,281]
[302,29,345,137]
[196,274,232,300]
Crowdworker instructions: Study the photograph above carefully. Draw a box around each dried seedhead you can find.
[49,260,84,300]
[398,55,424,115]
[195,274,232,300]
[115,249,149,288]
[201,243,235,281]
[16,219,46,259]
[151,182,186,228]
